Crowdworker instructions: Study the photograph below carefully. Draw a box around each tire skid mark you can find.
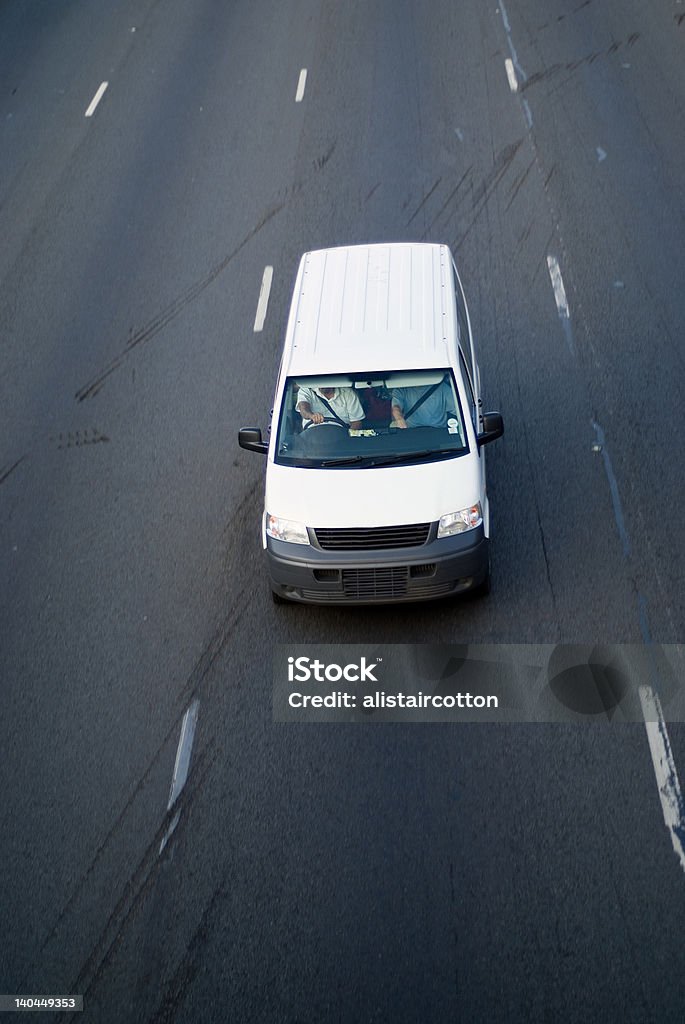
[364,181,381,203]
[176,591,248,708]
[521,35,643,93]
[0,454,27,485]
[453,139,523,246]
[406,176,442,227]
[39,711,191,958]
[75,200,287,402]
[505,156,536,212]
[472,139,523,205]
[148,878,227,1024]
[314,137,337,171]
[543,163,558,189]
[518,218,534,247]
[174,484,262,707]
[424,166,473,236]
[41,497,253,982]
[536,0,592,32]
[51,428,109,449]
[60,744,218,1019]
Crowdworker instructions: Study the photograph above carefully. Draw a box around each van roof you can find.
[284,243,458,376]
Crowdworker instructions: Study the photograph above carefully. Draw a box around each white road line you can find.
[505,58,518,92]
[522,98,533,129]
[639,685,685,872]
[546,255,570,318]
[159,810,180,856]
[85,81,108,117]
[597,146,607,162]
[253,265,274,332]
[592,421,631,557]
[499,0,527,82]
[295,68,307,102]
[167,699,200,811]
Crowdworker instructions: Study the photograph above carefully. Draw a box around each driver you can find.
[296,384,364,430]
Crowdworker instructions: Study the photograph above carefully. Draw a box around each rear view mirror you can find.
[238,428,268,454]
[477,412,504,447]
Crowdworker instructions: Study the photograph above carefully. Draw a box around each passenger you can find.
[391,378,456,429]
[296,385,364,429]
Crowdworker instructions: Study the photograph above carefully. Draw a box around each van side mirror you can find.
[238,428,268,454]
[477,412,504,447]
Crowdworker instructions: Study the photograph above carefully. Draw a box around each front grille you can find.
[342,567,408,598]
[314,523,431,551]
[299,576,458,602]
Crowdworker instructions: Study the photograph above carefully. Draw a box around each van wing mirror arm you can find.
[238,427,268,454]
[476,412,504,447]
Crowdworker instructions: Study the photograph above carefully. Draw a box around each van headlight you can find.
[437,504,482,537]
[266,514,310,545]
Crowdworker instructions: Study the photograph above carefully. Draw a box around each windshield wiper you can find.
[319,455,367,467]
[366,448,461,468]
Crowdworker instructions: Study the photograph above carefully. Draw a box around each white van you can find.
[239,243,503,604]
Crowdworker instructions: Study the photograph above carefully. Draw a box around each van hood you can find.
[265,456,481,529]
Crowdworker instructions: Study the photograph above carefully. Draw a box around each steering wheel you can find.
[302,417,347,430]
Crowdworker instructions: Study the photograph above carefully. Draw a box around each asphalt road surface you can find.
[2,1,685,1021]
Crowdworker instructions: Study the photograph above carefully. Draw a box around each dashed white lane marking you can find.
[505,58,518,92]
[295,68,307,102]
[597,146,607,162]
[168,699,200,811]
[85,81,108,117]
[253,265,274,332]
[160,699,200,854]
[546,255,570,318]
[639,685,685,872]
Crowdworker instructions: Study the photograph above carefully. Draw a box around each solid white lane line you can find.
[295,68,307,102]
[499,0,527,82]
[167,699,200,811]
[85,81,108,117]
[499,0,512,32]
[546,255,570,318]
[505,58,518,92]
[639,685,685,872]
[253,266,274,332]
[591,421,631,557]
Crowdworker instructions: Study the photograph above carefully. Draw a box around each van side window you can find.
[459,349,477,430]
[453,266,474,382]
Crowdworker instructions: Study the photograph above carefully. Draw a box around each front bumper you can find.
[267,525,489,605]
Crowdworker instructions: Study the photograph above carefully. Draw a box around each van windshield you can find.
[274,370,469,468]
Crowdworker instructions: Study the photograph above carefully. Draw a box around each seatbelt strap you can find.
[315,392,348,427]
[402,378,444,421]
